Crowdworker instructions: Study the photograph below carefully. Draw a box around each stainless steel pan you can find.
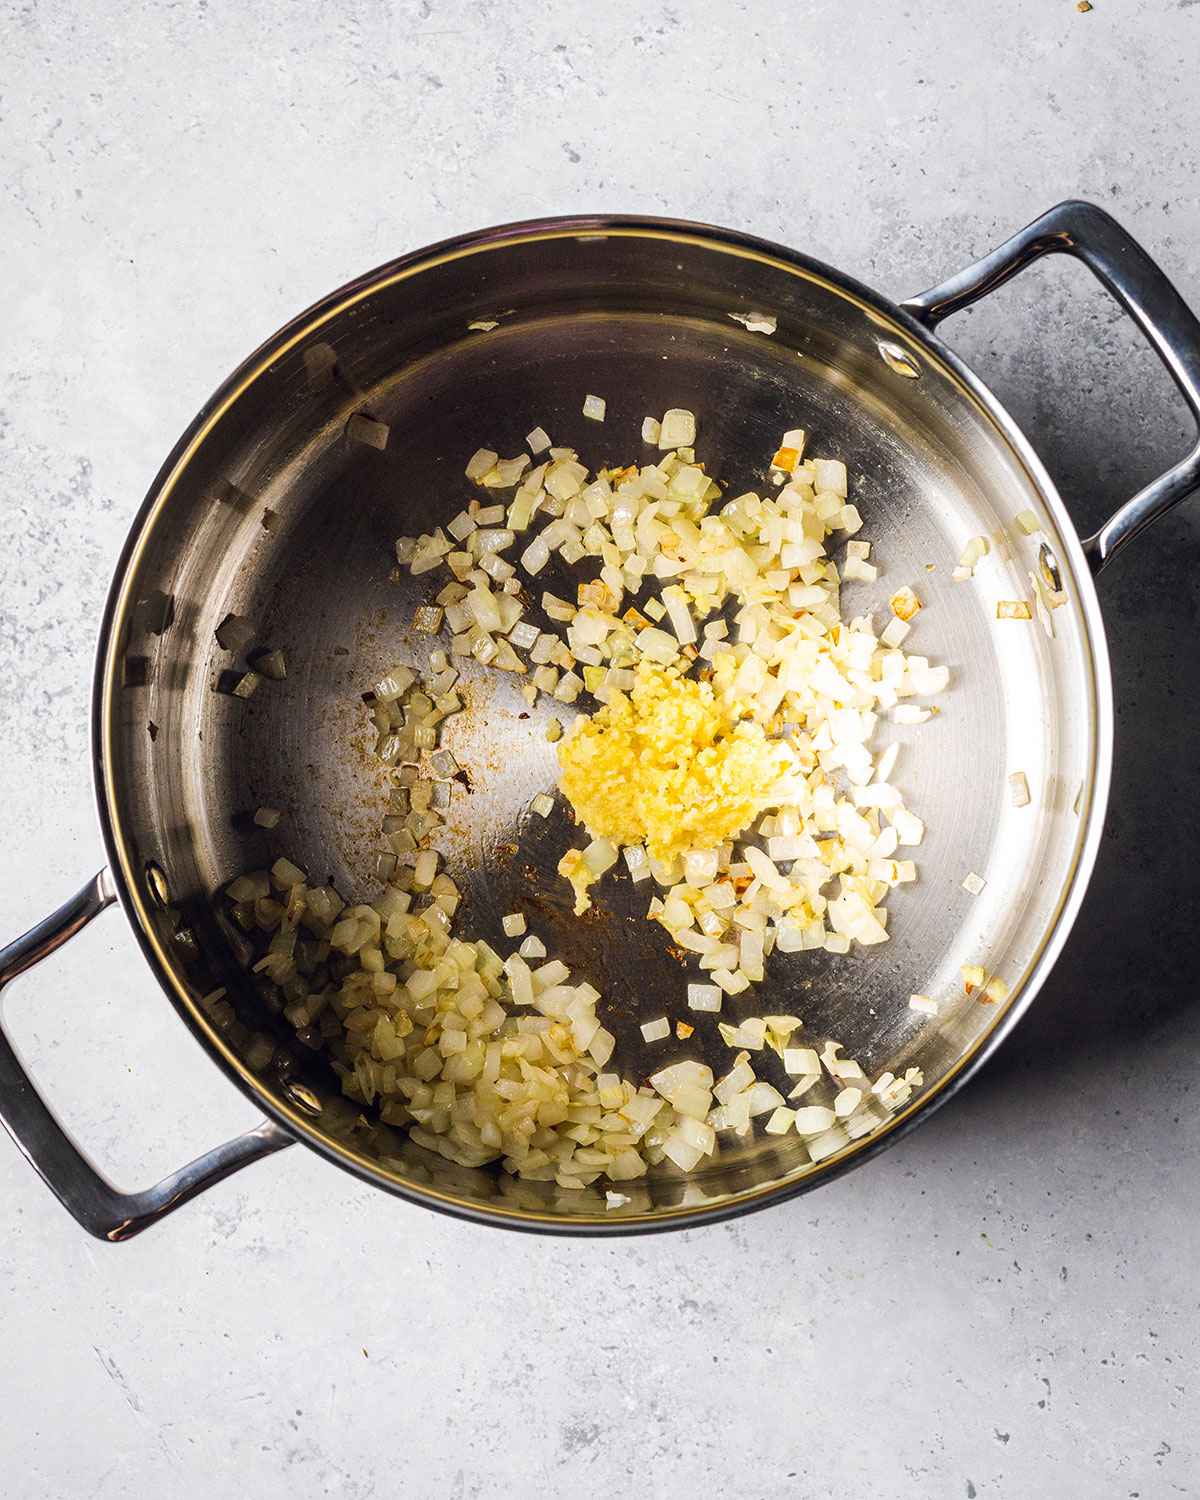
[3,201,1198,1239]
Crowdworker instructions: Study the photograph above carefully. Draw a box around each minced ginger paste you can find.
[556,662,794,869]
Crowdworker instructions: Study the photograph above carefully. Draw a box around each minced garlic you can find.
[556,661,795,864]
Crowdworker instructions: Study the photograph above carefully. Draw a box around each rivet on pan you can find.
[877,341,922,379]
[283,1081,323,1117]
[144,860,170,908]
[1038,542,1064,595]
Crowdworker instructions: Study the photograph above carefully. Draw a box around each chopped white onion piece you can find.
[782,1046,820,1076]
[908,993,938,1015]
[582,394,607,421]
[1009,770,1031,807]
[271,856,305,888]
[687,983,723,1012]
[683,849,718,887]
[961,870,986,895]
[833,1086,863,1117]
[501,912,526,937]
[879,616,910,648]
[634,627,678,664]
[955,534,990,579]
[891,704,931,725]
[793,1106,837,1136]
[889,586,922,621]
[520,536,551,575]
[746,1081,785,1116]
[412,605,443,633]
[465,448,498,481]
[807,1124,850,1162]
[447,510,477,542]
[657,409,696,450]
[581,838,618,875]
[891,808,925,846]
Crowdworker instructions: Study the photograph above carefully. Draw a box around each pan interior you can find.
[102,227,1101,1226]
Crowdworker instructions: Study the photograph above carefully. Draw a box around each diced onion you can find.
[465,448,498,481]
[657,409,696,450]
[782,1047,819,1076]
[687,983,722,1012]
[889,586,922,621]
[764,1106,794,1134]
[833,1086,862,1116]
[793,1106,837,1136]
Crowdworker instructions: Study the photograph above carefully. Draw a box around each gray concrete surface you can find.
[2,1,1198,1496]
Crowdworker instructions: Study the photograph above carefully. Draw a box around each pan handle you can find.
[0,871,294,1242]
[901,199,1200,572]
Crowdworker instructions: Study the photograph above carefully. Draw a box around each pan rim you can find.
[90,213,1113,1234]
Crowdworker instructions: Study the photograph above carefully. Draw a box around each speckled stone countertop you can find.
[2,2,1198,1496]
